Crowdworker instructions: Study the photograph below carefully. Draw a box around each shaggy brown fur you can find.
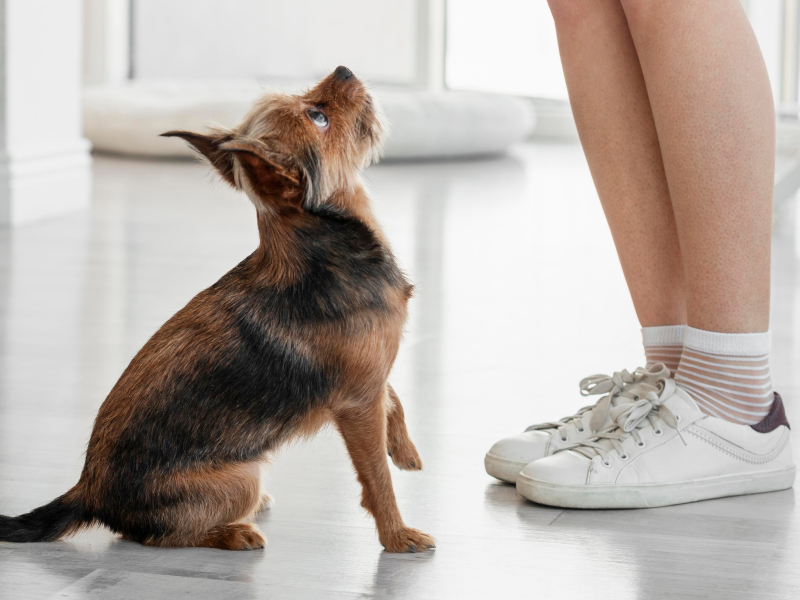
[0,66,434,553]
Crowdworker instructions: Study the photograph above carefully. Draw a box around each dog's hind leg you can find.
[137,461,265,550]
[256,492,274,513]
[334,386,434,553]
[386,383,422,471]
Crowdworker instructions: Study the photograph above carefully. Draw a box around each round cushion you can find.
[83,80,536,160]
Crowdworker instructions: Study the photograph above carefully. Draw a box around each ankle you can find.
[642,325,684,376]
[675,326,773,425]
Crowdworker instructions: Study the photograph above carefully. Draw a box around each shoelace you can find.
[569,377,686,465]
[525,367,663,441]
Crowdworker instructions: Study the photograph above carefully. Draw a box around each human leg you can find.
[547,0,687,328]
[515,1,793,505]
[618,0,775,424]
[484,0,688,484]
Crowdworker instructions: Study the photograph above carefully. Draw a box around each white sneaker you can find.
[516,378,796,508]
[485,365,670,482]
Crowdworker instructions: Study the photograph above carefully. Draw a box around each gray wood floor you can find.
[1,144,799,599]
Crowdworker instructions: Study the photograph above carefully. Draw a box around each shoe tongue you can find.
[578,376,667,457]
[667,385,701,413]
[617,379,660,403]
[597,378,660,421]
[554,366,669,435]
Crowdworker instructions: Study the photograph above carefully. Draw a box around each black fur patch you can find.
[256,206,408,324]
[299,147,322,209]
[0,494,85,542]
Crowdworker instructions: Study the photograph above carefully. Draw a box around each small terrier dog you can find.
[0,66,434,553]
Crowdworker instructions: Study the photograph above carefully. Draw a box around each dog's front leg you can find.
[386,383,422,471]
[334,387,435,553]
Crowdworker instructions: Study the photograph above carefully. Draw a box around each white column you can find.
[0,0,92,226]
[415,0,447,91]
[83,0,131,84]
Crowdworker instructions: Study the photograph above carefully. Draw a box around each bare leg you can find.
[386,383,422,471]
[334,387,434,552]
[618,0,774,333]
[547,0,686,327]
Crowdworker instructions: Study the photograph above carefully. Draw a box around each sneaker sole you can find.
[516,465,796,509]
[485,452,530,484]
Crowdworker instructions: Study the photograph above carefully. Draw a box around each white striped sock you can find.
[675,327,773,425]
[642,325,684,376]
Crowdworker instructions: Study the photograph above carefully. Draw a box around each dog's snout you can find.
[334,66,354,81]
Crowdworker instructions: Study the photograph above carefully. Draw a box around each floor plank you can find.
[1,145,799,599]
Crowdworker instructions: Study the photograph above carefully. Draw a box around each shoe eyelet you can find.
[653,429,663,437]
[602,460,611,467]
[636,441,646,448]
[619,454,629,460]
[577,428,584,433]
[561,437,568,442]
[676,414,682,422]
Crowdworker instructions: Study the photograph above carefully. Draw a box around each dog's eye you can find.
[307,109,329,128]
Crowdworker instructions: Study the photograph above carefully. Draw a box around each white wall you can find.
[4,0,84,152]
[447,0,787,104]
[132,0,418,84]
[111,0,789,100]
[743,0,784,106]
[0,0,91,225]
[447,0,568,100]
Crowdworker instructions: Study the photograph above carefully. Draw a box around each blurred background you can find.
[2,2,800,599]
[3,0,800,224]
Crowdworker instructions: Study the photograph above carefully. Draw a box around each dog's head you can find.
[163,66,386,213]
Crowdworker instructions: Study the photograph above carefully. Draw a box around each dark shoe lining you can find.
[751,392,790,433]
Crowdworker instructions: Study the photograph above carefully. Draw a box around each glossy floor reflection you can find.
[1,144,799,599]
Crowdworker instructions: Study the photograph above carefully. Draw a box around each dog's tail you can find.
[0,486,90,543]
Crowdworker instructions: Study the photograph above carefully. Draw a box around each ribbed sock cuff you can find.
[641,325,685,348]
[682,326,770,356]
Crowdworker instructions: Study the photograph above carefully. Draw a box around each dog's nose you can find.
[334,66,354,81]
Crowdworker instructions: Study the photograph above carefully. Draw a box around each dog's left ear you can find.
[161,130,237,186]
[218,139,304,206]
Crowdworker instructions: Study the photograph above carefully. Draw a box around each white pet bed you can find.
[83,80,536,161]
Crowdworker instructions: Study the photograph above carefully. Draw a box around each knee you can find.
[547,0,612,29]
[547,0,646,30]
[617,0,658,28]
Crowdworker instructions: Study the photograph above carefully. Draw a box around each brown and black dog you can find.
[0,66,434,553]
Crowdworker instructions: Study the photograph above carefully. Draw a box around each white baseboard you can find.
[0,141,93,226]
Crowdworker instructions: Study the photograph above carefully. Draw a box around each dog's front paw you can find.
[388,438,423,471]
[381,527,436,553]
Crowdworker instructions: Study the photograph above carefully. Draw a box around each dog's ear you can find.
[218,139,304,206]
[161,130,237,186]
